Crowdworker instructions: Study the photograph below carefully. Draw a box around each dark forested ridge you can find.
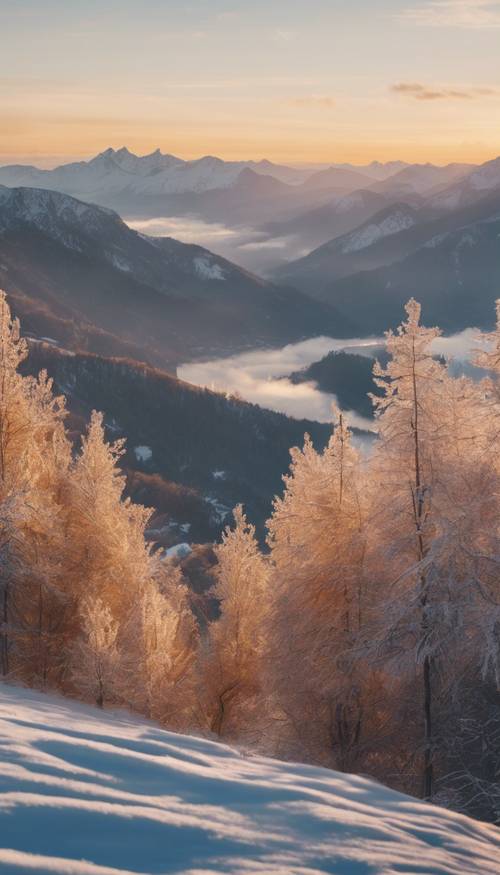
[290,350,387,418]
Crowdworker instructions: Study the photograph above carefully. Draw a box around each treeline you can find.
[1,292,500,823]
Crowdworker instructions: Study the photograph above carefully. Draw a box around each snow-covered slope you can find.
[337,205,418,253]
[273,203,421,289]
[1,685,499,874]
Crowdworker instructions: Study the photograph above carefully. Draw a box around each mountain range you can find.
[3,149,499,276]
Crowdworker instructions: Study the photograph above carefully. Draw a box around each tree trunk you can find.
[423,653,433,799]
[1,582,9,677]
[411,337,434,800]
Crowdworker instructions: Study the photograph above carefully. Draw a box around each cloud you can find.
[391,82,500,100]
[289,96,336,109]
[402,1,500,28]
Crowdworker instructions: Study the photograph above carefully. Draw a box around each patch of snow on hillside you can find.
[110,254,132,273]
[165,542,192,559]
[0,685,500,874]
[193,256,225,281]
[204,496,231,524]
[134,445,152,463]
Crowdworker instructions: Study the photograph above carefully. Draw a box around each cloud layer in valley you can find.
[178,330,484,429]
[126,216,308,274]
[178,336,383,430]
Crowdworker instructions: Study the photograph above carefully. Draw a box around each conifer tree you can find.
[118,560,199,729]
[266,414,368,767]
[70,597,119,707]
[200,505,269,739]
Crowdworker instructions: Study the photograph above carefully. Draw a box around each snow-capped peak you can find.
[0,148,311,198]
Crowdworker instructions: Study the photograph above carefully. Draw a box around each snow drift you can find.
[0,685,499,874]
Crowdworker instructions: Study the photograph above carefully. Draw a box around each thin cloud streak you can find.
[391,82,500,100]
[289,96,336,109]
[402,0,500,29]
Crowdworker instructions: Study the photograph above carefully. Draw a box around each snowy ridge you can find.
[0,685,499,874]
[0,186,117,239]
[340,207,417,253]
[0,186,243,286]
[0,148,310,197]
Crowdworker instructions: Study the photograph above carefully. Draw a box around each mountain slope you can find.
[0,186,349,369]
[317,212,500,334]
[260,189,391,253]
[1,684,499,875]
[273,202,422,287]
[274,188,500,309]
[299,165,373,191]
[371,162,474,196]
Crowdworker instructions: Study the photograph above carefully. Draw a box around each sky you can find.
[1,0,500,167]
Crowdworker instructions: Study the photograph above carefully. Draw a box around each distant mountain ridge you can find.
[0,147,313,197]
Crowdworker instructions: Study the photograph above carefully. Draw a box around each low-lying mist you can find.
[178,329,485,429]
[126,215,308,274]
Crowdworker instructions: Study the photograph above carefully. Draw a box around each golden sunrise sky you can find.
[1,0,500,167]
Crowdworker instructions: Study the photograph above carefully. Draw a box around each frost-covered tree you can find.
[70,597,119,707]
[199,505,269,739]
[367,299,500,801]
[0,293,71,683]
[367,299,452,798]
[65,411,153,621]
[118,560,199,729]
[266,415,370,768]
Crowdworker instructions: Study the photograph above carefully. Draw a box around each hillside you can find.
[1,684,499,874]
[273,201,422,287]
[318,214,500,334]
